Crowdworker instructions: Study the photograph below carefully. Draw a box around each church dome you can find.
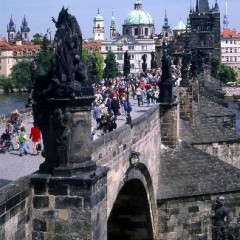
[124,0,153,25]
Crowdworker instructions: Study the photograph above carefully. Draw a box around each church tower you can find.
[110,9,117,39]
[189,0,221,59]
[223,0,229,29]
[161,10,173,43]
[93,9,104,41]
[7,15,16,44]
[21,15,30,42]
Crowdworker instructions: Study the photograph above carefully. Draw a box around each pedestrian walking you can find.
[29,124,41,155]
[19,127,27,156]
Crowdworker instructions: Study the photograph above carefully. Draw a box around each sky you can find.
[0,0,239,40]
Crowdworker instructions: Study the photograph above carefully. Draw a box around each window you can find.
[128,46,134,51]
[134,28,139,35]
[226,40,228,44]
[145,28,148,36]
[131,63,134,69]
[105,47,111,51]
[131,54,134,59]
[117,46,123,51]
[126,29,129,35]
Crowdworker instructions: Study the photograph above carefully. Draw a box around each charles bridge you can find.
[2,7,240,240]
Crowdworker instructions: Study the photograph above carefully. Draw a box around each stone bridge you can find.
[2,70,240,240]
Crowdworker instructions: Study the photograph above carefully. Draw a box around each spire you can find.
[196,0,199,12]
[162,9,170,29]
[214,0,219,11]
[21,15,30,33]
[7,15,16,33]
[110,8,116,29]
[223,0,229,29]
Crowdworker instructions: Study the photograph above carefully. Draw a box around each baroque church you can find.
[94,0,156,74]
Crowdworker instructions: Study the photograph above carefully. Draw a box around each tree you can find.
[103,51,119,79]
[10,60,31,91]
[82,47,104,84]
[0,75,13,93]
[219,64,237,83]
[211,57,237,83]
[35,34,54,76]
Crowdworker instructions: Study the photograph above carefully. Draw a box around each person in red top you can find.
[29,123,41,155]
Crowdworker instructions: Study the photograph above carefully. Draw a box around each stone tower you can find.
[21,15,30,42]
[7,15,16,44]
[189,0,221,59]
[93,9,104,40]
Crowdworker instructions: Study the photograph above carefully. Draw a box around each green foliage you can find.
[32,36,42,45]
[10,60,31,91]
[103,51,119,79]
[82,47,104,84]
[0,75,13,93]
[219,64,238,83]
[211,57,237,83]
[35,34,54,76]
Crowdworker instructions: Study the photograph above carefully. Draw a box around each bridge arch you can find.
[107,163,157,240]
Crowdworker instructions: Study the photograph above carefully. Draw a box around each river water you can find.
[0,93,28,115]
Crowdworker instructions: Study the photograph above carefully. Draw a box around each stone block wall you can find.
[194,141,240,169]
[157,192,240,240]
[0,176,31,239]
[30,170,108,240]
[92,104,161,236]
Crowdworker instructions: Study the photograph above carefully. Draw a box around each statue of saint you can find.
[123,51,131,78]
[161,49,172,82]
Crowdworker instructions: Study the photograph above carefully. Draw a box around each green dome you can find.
[124,1,153,26]
[124,9,153,25]
[94,9,104,21]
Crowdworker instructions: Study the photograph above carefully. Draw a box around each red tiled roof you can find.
[0,38,41,50]
[221,28,240,39]
[83,39,101,51]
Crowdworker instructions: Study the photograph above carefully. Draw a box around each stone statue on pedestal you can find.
[32,7,95,174]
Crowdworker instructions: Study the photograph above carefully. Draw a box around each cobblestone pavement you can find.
[0,97,151,187]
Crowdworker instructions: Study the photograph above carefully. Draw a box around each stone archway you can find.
[107,179,154,240]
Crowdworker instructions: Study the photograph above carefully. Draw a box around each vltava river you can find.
[0,93,28,115]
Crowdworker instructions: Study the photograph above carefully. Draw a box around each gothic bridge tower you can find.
[21,15,30,42]
[189,0,221,59]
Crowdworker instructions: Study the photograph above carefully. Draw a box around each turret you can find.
[93,8,104,41]
[110,9,117,39]
[7,15,16,44]
[21,15,30,41]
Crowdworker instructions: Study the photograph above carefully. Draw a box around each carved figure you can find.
[142,54,147,73]
[161,49,172,82]
[212,196,233,240]
[54,108,72,165]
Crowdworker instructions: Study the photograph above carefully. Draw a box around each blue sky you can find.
[0,0,239,40]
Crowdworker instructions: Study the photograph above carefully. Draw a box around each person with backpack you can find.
[19,127,27,156]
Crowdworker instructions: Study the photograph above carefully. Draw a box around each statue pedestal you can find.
[39,96,96,176]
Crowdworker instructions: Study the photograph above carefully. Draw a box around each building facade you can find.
[100,0,156,74]
[221,28,240,69]
[0,38,40,76]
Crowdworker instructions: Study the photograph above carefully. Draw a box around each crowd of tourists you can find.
[0,110,41,156]
[91,69,166,140]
